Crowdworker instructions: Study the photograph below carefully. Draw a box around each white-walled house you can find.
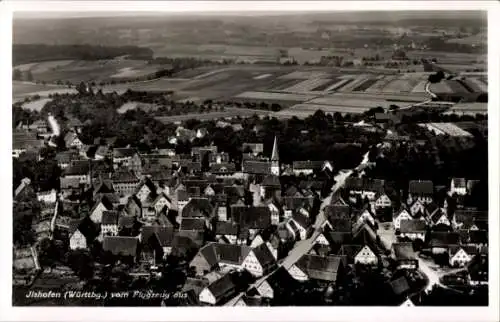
[37,190,58,204]
[450,178,467,196]
[449,246,475,267]
[354,245,379,266]
[393,209,413,230]
[399,220,427,241]
[69,229,87,250]
[374,193,392,209]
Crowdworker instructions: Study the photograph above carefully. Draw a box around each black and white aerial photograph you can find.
[6,1,498,318]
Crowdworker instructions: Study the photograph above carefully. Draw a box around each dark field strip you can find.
[352,78,379,92]
[311,78,340,91]
[459,80,482,93]
[270,78,304,91]
[332,78,354,91]
[447,80,471,93]
[452,80,474,93]
[479,77,488,85]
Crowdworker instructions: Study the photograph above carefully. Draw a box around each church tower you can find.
[271,136,280,176]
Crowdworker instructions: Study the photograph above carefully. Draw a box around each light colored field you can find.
[253,74,272,80]
[450,102,488,112]
[21,98,52,112]
[234,91,317,102]
[275,103,371,118]
[365,75,399,93]
[324,79,351,92]
[411,80,428,93]
[12,81,72,98]
[13,62,38,72]
[338,75,369,92]
[279,71,330,80]
[307,96,390,108]
[283,78,332,93]
[429,82,453,94]
[422,123,473,137]
[382,78,421,93]
[446,33,486,45]
[155,107,268,123]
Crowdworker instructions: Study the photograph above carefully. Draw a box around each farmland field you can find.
[21,98,52,112]
[282,78,332,93]
[155,107,268,123]
[15,59,168,83]
[420,123,473,137]
[352,78,379,92]
[429,82,454,94]
[234,91,317,102]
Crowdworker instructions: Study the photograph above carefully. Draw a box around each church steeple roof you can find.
[271,136,279,161]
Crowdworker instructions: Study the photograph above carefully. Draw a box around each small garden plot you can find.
[352,78,379,92]
[21,98,52,112]
[283,78,332,93]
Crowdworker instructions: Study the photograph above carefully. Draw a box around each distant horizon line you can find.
[14,11,487,20]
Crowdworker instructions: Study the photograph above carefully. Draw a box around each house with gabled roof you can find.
[409,199,426,218]
[55,151,79,169]
[450,178,467,196]
[68,217,100,250]
[399,220,426,241]
[451,209,488,231]
[288,213,311,240]
[215,222,239,244]
[374,191,392,209]
[393,207,424,230]
[282,196,314,219]
[407,180,434,205]
[242,160,272,175]
[345,178,385,201]
[467,253,488,286]
[430,208,451,227]
[353,206,376,227]
[324,204,351,220]
[242,143,264,156]
[103,236,139,262]
[64,131,84,150]
[391,243,418,270]
[140,225,175,261]
[289,254,345,284]
[89,196,114,224]
[199,273,237,306]
[339,244,379,266]
[241,243,277,277]
[229,205,271,239]
[101,211,119,237]
[292,160,324,176]
[448,245,477,267]
[428,231,461,254]
[111,169,140,196]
